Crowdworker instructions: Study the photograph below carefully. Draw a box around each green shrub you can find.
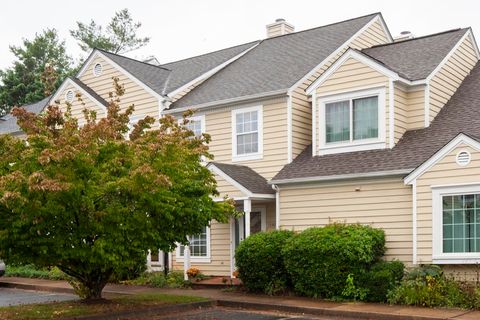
[388,265,471,308]
[5,264,66,280]
[359,260,405,302]
[235,230,294,294]
[166,271,189,288]
[283,223,385,298]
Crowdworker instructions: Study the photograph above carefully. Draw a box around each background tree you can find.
[0,79,234,300]
[0,29,73,115]
[70,8,150,54]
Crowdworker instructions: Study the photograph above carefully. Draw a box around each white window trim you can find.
[251,206,267,232]
[231,105,263,162]
[432,184,480,264]
[178,115,206,136]
[318,87,386,155]
[65,90,74,103]
[175,226,211,263]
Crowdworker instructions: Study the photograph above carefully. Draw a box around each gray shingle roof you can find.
[272,61,480,182]
[0,96,50,135]
[362,28,469,80]
[171,13,381,109]
[99,49,172,96]
[98,42,259,96]
[70,78,108,106]
[210,162,274,194]
[161,41,260,93]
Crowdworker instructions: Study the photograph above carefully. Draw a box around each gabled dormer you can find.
[306,28,480,156]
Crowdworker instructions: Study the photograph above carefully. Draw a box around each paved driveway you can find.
[0,288,77,306]
[157,308,334,320]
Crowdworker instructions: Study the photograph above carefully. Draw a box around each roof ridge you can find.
[96,48,172,72]
[364,28,468,50]
[261,12,380,42]
[161,40,261,66]
[70,77,109,106]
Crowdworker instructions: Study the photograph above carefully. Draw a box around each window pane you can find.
[442,194,480,253]
[236,110,259,155]
[186,119,202,137]
[180,226,207,257]
[325,101,349,143]
[353,96,378,140]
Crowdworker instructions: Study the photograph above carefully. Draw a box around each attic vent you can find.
[65,90,74,103]
[93,63,103,76]
[456,150,471,166]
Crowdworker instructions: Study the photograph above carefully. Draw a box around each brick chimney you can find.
[266,18,294,38]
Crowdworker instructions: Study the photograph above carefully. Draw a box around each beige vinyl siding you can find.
[406,87,426,130]
[79,55,160,120]
[429,36,478,122]
[394,84,408,143]
[315,57,390,153]
[415,144,480,265]
[56,83,106,125]
[206,98,288,180]
[279,177,413,264]
[290,19,390,159]
[172,220,231,276]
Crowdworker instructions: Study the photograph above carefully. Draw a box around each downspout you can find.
[412,180,418,265]
[287,92,293,163]
[272,184,280,230]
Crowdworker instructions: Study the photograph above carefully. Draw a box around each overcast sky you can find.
[1,0,479,69]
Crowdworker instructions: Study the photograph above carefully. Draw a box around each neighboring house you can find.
[1,12,480,279]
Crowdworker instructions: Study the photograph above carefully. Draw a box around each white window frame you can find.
[318,87,386,155]
[179,115,205,137]
[93,63,103,77]
[175,226,211,263]
[432,184,480,264]
[231,105,263,162]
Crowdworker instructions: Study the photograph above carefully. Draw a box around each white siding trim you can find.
[77,50,164,101]
[287,94,293,163]
[269,169,412,185]
[312,91,317,156]
[50,78,107,112]
[426,29,479,82]
[424,83,430,127]
[412,180,418,264]
[404,133,480,185]
[287,14,391,95]
[389,79,394,148]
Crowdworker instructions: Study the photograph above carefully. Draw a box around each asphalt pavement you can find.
[0,287,77,306]
[156,308,332,320]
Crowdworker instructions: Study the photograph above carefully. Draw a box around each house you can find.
[2,12,480,279]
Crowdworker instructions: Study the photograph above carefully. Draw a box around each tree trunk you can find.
[59,266,112,300]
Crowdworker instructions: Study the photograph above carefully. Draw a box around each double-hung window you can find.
[183,115,205,138]
[232,106,263,161]
[319,88,385,154]
[433,184,480,263]
[177,226,210,262]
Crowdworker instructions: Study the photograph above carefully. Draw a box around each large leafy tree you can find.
[0,29,73,115]
[0,79,233,300]
[70,8,150,54]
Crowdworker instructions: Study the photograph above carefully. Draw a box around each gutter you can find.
[163,89,288,114]
[269,169,414,185]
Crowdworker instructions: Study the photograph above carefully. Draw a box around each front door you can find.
[231,206,267,275]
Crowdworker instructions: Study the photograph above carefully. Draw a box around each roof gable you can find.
[169,13,381,110]
[404,133,480,184]
[50,78,107,113]
[363,28,472,81]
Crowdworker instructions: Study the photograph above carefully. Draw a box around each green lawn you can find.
[0,293,207,320]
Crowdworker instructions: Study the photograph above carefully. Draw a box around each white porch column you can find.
[146,249,152,272]
[183,236,191,281]
[244,199,251,238]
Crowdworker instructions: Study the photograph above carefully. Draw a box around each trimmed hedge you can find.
[235,230,294,294]
[282,223,385,298]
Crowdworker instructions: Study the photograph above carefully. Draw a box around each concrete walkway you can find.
[1,277,479,320]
